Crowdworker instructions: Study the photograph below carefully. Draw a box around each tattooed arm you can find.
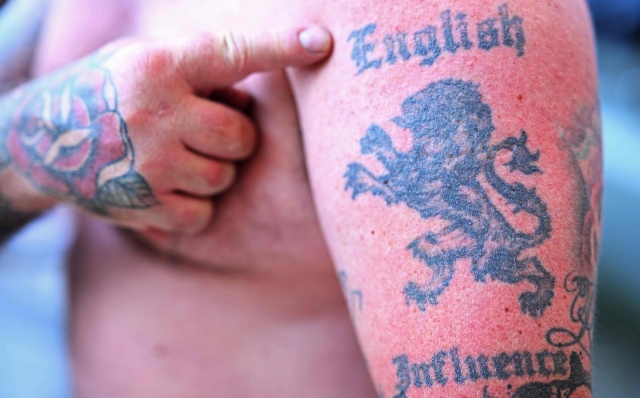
[290,0,600,396]
[0,26,332,239]
[0,0,52,239]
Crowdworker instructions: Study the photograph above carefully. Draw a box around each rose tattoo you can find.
[5,62,157,215]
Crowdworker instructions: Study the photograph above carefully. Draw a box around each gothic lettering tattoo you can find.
[511,352,591,397]
[0,53,157,216]
[389,347,589,397]
[338,270,364,312]
[345,79,554,317]
[348,3,525,75]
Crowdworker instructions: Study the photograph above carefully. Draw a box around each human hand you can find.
[1,26,332,234]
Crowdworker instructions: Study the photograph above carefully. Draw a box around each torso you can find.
[33,1,374,396]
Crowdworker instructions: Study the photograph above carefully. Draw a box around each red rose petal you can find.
[93,113,126,161]
[7,130,32,171]
[35,133,53,156]
[74,176,97,199]
[71,96,91,127]
[72,112,126,199]
[52,138,92,172]
[31,164,70,194]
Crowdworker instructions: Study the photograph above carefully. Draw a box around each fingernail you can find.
[299,26,331,54]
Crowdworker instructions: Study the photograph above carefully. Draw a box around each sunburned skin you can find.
[31,0,599,397]
[34,0,375,396]
[2,17,333,236]
[289,0,600,396]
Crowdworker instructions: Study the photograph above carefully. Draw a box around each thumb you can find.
[172,26,332,92]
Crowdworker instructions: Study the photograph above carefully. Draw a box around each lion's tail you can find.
[483,152,551,250]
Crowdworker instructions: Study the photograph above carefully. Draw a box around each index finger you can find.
[170,26,333,92]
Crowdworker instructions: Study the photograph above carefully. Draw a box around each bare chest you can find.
[36,0,332,273]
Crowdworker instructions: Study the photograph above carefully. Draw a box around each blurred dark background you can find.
[0,1,639,397]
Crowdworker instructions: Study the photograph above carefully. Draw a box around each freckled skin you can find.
[42,1,373,397]
[290,0,598,397]
[34,0,599,397]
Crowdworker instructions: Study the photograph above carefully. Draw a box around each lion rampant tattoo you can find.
[345,79,554,318]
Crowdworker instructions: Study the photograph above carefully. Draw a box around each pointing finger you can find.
[171,26,333,92]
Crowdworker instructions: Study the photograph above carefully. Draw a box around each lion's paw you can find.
[519,290,554,318]
[404,282,441,311]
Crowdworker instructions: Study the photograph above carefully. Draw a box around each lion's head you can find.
[392,79,495,182]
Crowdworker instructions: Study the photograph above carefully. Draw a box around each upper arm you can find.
[289,1,600,396]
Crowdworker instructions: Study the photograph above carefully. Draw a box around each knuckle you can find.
[211,112,255,156]
[137,150,179,180]
[135,45,176,79]
[202,163,234,190]
[232,121,256,157]
[187,31,217,60]
[218,31,250,70]
[173,32,223,88]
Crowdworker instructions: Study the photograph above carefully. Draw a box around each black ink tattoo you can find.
[0,7,48,237]
[345,79,554,317]
[512,352,591,398]
[389,347,585,396]
[338,270,364,312]
[0,53,158,216]
[348,3,525,75]
[526,105,602,395]
[546,272,594,358]
[348,23,383,75]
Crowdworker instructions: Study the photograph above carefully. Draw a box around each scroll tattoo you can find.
[511,106,601,396]
[345,79,554,318]
[544,106,601,356]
